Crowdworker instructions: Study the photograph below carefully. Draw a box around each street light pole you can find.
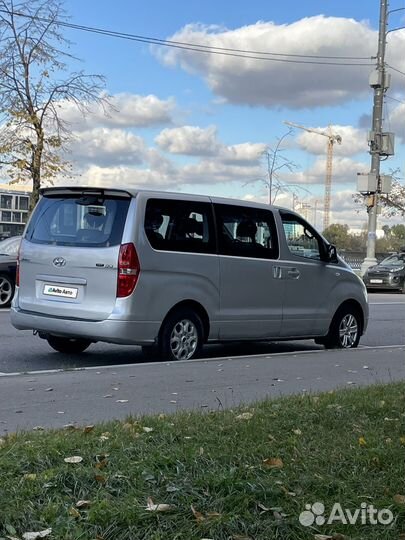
[360,0,389,275]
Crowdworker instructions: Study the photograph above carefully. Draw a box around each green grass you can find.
[1,383,405,540]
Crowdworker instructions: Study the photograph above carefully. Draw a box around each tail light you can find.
[117,243,140,298]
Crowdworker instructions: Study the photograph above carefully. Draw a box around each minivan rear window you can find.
[25,195,130,247]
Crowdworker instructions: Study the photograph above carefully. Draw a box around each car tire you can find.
[46,336,92,354]
[322,306,361,349]
[0,273,14,308]
[158,308,203,361]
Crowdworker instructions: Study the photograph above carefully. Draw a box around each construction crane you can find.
[284,121,342,231]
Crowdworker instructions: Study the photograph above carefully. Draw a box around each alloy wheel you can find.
[0,276,12,306]
[169,319,198,360]
[338,314,358,348]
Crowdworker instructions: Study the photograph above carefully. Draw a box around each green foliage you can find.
[1,383,405,539]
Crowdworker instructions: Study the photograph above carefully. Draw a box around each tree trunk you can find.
[29,123,44,212]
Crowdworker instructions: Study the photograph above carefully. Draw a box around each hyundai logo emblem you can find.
[53,257,66,267]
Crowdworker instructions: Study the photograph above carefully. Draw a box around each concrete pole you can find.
[360,0,388,275]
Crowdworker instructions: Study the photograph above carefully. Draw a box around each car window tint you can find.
[281,213,322,260]
[145,199,215,254]
[214,203,279,259]
[25,196,130,247]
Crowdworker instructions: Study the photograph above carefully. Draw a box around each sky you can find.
[26,0,405,230]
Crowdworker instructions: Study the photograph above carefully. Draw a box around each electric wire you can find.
[0,8,376,67]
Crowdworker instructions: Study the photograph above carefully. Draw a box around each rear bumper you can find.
[10,307,160,345]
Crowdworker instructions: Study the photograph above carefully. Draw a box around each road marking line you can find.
[0,309,10,312]
[0,344,404,377]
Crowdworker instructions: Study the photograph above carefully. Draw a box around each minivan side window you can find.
[214,203,279,260]
[144,199,215,254]
[281,213,323,260]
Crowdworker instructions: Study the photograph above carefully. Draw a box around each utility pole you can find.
[360,0,389,275]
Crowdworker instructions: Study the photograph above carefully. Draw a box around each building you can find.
[0,184,31,239]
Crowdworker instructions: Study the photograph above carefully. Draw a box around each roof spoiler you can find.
[39,186,132,199]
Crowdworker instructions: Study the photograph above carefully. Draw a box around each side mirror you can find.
[327,244,338,264]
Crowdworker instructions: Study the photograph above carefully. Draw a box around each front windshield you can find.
[0,236,21,256]
[379,254,405,267]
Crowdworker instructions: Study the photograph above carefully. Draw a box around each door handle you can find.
[287,268,300,279]
[272,266,282,279]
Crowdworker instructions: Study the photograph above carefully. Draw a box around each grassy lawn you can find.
[1,383,405,540]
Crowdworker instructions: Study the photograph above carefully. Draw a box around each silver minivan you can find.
[11,187,368,360]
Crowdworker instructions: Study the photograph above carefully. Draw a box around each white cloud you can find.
[178,159,262,185]
[155,124,266,167]
[155,125,220,155]
[387,101,405,143]
[59,93,176,130]
[77,165,177,190]
[286,156,368,185]
[68,128,147,166]
[155,17,405,108]
[295,125,368,156]
[219,142,267,164]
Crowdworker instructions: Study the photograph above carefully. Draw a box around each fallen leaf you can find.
[358,436,367,447]
[84,425,95,433]
[23,473,37,481]
[191,504,205,522]
[116,399,128,403]
[263,457,284,469]
[257,502,270,512]
[22,529,52,540]
[76,500,91,508]
[293,429,302,436]
[95,475,106,484]
[400,436,405,445]
[44,388,53,392]
[143,427,154,433]
[236,412,253,420]
[145,497,173,512]
[103,394,113,398]
[95,459,108,470]
[32,426,44,431]
[394,494,405,506]
[64,456,83,464]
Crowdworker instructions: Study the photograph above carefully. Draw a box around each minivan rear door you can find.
[19,189,131,321]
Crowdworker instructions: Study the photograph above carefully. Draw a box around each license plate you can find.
[370,279,383,284]
[43,284,78,299]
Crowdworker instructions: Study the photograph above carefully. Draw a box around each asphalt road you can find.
[0,346,404,434]
[0,292,404,374]
[0,291,404,433]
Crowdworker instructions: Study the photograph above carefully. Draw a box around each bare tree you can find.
[0,0,106,208]
[245,129,299,205]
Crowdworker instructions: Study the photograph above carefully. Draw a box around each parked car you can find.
[363,252,405,292]
[0,236,21,307]
[11,187,368,359]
